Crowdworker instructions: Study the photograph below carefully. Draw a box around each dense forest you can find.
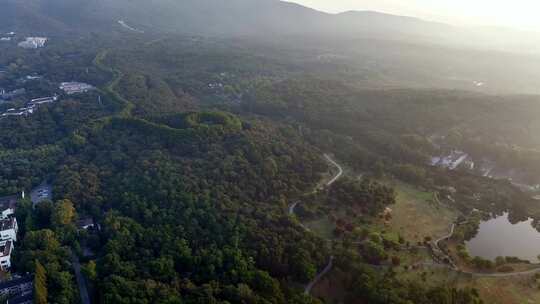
[2,31,536,303]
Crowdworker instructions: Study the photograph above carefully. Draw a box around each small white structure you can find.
[59,82,94,95]
[0,194,19,220]
[77,218,95,230]
[18,37,47,49]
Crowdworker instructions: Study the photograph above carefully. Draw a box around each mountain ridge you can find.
[1,0,539,54]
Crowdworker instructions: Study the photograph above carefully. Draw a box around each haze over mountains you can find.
[3,0,540,53]
[4,0,540,95]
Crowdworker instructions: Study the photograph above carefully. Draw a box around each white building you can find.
[77,218,95,230]
[18,37,47,49]
[0,218,18,242]
[28,96,58,106]
[0,241,13,270]
[59,82,94,95]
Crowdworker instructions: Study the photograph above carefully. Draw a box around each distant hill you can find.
[1,0,539,53]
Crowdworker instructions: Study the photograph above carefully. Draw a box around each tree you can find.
[82,260,97,281]
[51,199,76,226]
[362,241,388,265]
[34,260,47,304]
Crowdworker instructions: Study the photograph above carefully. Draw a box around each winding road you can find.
[290,153,343,296]
[305,256,334,295]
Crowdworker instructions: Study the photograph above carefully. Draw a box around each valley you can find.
[0,1,540,303]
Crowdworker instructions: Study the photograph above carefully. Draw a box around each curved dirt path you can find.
[289,153,343,217]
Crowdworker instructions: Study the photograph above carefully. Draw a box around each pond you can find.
[465,212,540,262]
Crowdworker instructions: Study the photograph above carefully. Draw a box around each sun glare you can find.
[291,0,540,30]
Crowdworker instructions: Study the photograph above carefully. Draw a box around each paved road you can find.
[464,267,540,277]
[416,261,540,278]
[305,256,334,295]
[71,252,91,304]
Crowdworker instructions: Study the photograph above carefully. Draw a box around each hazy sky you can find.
[289,0,540,30]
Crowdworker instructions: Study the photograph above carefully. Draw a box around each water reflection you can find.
[465,212,540,262]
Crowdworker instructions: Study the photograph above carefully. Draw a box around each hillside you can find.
[1,0,539,54]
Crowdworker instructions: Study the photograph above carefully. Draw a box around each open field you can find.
[383,181,458,244]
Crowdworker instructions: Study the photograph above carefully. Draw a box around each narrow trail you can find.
[289,153,343,296]
[323,154,343,186]
[432,223,458,270]
[288,202,298,215]
[289,153,343,217]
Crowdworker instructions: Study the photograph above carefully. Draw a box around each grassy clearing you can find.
[465,276,540,304]
[383,180,458,244]
[309,177,540,304]
[304,216,336,240]
[396,265,540,304]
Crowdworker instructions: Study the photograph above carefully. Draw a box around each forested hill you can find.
[0,31,493,303]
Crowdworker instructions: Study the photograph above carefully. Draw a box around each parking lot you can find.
[30,182,52,206]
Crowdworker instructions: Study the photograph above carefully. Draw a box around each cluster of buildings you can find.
[0,80,95,119]
[1,96,59,118]
[0,194,20,271]
[17,37,47,49]
[0,185,53,304]
[0,193,32,304]
[59,82,94,95]
[0,80,96,118]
